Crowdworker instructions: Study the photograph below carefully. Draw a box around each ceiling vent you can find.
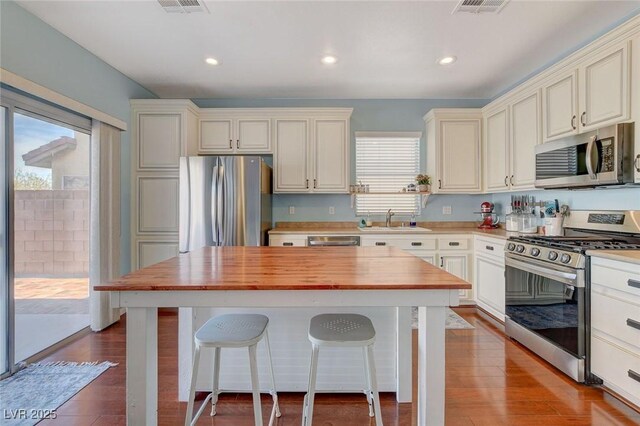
[158,0,209,14]
[452,0,509,14]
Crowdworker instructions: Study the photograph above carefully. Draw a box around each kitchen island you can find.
[97,246,470,426]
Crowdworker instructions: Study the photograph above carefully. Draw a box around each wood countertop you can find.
[96,246,471,292]
[587,250,640,265]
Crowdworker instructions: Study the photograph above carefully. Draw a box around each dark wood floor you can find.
[36,308,640,425]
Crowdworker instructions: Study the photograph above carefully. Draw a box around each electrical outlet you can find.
[442,206,452,215]
[289,206,295,215]
[329,206,335,215]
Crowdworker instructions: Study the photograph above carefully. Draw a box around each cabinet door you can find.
[313,119,348,193]
[579,42,630,131]
[484,108,510,191]
[200,120,233,152]
[440,254,470,300]
[542,70,578,142]
[274,119,310,192]
[438,120,481,192]
[236,119,271,153]
[138,114,182,169]
[474,256,505,320]
[510,91,540,189]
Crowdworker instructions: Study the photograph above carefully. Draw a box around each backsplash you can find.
[491,187,640,219]
[273,193,488,223]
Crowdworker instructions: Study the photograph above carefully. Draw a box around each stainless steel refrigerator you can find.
[179,156,272,252]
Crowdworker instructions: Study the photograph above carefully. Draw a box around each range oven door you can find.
[505,256,585,358]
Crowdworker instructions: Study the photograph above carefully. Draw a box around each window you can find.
[355,132,421,216]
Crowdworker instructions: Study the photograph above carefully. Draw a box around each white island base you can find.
[178,306,412,402]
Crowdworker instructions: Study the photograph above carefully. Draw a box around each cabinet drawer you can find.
[591,335,640,407]
[591,290,640,352]
[437,237,470,251]
[269,236,307,247]
[360,236,436,250]
[591,258,640,300]
[475,236,506,260]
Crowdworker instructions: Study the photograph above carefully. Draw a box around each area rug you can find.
[0,361,117,426]
[411,307,474,330]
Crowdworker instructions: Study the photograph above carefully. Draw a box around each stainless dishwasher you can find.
[307,236,360,246]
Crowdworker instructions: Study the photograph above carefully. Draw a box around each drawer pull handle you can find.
[627,318,640,331]
[628,279,640,289]
[629,369,640,383]
[283,242,294,246]
[485,245,494,251]
[449,242,460,247]
[375,242,386,246]
[411,242,422,246]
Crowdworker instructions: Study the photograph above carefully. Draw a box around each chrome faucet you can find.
[385,209,395,227]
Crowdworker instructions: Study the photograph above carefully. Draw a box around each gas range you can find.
[504,210,640,383]
[505,211,640,269]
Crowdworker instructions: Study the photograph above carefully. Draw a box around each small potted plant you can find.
[416,174,431,193]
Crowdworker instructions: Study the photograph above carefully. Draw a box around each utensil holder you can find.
[544,217,563,236]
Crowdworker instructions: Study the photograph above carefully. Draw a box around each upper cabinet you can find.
[542,70,578,142]
[579,42,630,131]
[484,106,510,192]
[542,41,630,142]
[509,90,541,189]
[483,90,541,193]
[199,111,271,154]
[273,109,352,194]
[425,109,483,194]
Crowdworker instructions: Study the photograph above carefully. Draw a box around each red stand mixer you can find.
[477,201,500,229]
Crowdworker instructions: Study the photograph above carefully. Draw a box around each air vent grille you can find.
[158,0,209,14]
[452,0,509,14]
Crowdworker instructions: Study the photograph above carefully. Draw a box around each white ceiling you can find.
[16,0,640,99]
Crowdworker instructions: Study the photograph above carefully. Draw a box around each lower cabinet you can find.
[269,235,308,246]
[439,253,472,303]
[473,236,506,321]
[590,255,640,408]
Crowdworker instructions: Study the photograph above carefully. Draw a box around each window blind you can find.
[355,134,420,216]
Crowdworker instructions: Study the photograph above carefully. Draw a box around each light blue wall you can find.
[194,99,490,223]
[0,1,158,274]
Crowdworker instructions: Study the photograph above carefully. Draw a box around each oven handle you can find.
[505,257,582,287]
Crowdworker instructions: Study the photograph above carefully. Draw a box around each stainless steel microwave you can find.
[534,122,637,189]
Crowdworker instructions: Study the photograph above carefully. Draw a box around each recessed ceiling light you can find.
[437,56,457,65]
[205,57,220,66]
[321,55,338,65]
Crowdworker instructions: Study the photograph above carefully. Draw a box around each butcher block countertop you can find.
[96,246,471,292]
[268,221,512,239]
[587,250,640,265]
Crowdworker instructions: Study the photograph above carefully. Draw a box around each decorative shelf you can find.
[350,192,431,209]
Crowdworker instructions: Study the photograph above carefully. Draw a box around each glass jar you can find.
[519,212,537,234]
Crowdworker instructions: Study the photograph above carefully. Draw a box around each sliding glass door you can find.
[1,87,92,374]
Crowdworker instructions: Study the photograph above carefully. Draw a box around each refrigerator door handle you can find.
[217,163,225,246]
[211,164,218,246]
[179,157,191,253]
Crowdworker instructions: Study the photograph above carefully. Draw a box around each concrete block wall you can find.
[13,190,89,277]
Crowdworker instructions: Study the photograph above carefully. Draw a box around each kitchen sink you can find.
[359,226,431,232]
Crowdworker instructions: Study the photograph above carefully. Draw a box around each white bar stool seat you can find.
[303,313,383,426]
[185,314,281,426]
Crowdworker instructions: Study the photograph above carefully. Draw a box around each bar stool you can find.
[302,313,383,426]
[185,313,281,426]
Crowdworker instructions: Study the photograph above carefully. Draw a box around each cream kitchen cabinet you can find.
[484,90,541,192]
[439,253,472,302]
[542,41,630,142]
[130,100,199,271]
[484,106,510,191]
[590,255,640,408]
[274,109,352,193]
[199,111,271,154]
[425,109,483,194]
[473,236,506,321]
[269,235,308,246]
